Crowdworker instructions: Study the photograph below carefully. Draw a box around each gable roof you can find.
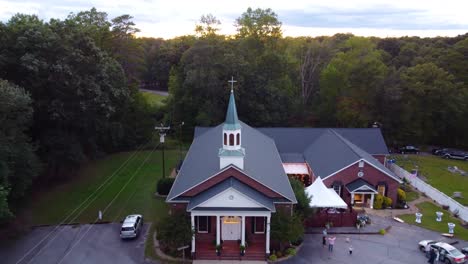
[167,121,297,203]
[187,177,275,211]
[257,128,389,156]
[303,129,400,182]
[346,179,378,193]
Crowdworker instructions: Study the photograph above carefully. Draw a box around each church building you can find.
[166,84,400,260]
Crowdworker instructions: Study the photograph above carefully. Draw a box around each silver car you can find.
[429,242,466,264]
[120,214,143,239]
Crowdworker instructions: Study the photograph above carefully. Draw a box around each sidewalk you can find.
[364,196,432,218]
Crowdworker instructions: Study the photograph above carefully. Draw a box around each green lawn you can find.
[399,202,468,241]
[405,189,420,202]
[391,155,468,205]
[28,149,182,225]
[141,91,167,108]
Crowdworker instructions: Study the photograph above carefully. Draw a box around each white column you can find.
[351,192,354,205]
[191,214,196,252]
[266,216,271,254]
[370,194,374,209]
[241,216,246,246]
[216,215,220,245]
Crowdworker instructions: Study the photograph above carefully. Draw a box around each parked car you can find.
[432,148,449,156]
[399,145,419,154]
[419,240,438,252]
[120,214,143,239]
[419,241,467,264]
[442,150,468,161]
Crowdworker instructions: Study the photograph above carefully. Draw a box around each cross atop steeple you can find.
[228,76,237,92]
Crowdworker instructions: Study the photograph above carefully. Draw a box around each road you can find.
[0,223,154,264]
[139,88,168,96]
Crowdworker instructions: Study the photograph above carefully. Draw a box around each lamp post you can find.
[155,124,170,178]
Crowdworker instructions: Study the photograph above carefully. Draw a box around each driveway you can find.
[0,223,153,264]
[284,217,468,264]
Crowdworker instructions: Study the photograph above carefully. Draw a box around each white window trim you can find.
[197,216,209,233]
[254,217,265,234]
[333,185,341,196]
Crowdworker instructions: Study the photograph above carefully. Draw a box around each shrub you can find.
[291,237,303,246]
[373,194,384,209]
[285,248,296,256]
[156,212,193,257]
[276,251,283,258]
[397,188,406,202]
[383,197,393,208]
[269,254,278,261]
[157,177,175,195]
[379,229,386,235]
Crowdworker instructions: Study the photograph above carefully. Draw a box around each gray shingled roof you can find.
[167,121,297,203]
[303,129,360,178]
[346,179,378,193]
[187,177,275,211]
[280,153,305,163]
[303,129,399,181]
[257,128,389,157]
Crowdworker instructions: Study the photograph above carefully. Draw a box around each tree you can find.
[195,14,221,38]
[0,185,12,222]
[399,63,462,144]
[156,212,194,256]
[319,37,387,127]
[0,79,40,219]
[299,38,333,104]
[289,178,311,218]
[235,7,282,39]
[270,211,304,251]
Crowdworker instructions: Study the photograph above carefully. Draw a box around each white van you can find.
[120,214,143,239]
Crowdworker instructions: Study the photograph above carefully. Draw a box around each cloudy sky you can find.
[1,0,467,38]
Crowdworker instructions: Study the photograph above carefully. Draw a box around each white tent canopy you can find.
[305,177,348,209]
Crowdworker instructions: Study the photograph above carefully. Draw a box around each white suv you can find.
[120,214,143,239]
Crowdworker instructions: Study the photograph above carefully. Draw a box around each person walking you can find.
[328,236,336,252]
[322,228,327,248]
[349,245,353,255]
[425,243,431,258]
[428,248,436,264]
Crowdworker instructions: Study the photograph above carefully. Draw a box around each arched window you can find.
[236,133,240,145]
[229,134,234,146]
[224,133,227,145]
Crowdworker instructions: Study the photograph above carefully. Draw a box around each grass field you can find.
[28,149,182,225]
[391,155,468,205]
[141,91,167,108]
[399,201,468,241]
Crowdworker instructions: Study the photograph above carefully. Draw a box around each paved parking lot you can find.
[284,217,468,264]
[0,223,152,264]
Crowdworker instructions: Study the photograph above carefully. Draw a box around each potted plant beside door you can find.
[216,244,222,256]
[240,245,246,256]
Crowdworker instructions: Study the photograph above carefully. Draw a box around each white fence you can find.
[389,163,468,222]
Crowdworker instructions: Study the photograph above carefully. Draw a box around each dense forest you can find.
[0,7,467,222]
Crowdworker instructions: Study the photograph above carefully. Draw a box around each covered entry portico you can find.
[346,179,378,208]
[191,210,271,260]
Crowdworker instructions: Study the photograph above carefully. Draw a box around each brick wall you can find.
[322,161,399,206]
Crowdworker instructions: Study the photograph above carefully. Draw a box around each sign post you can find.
[177,245,189,263]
